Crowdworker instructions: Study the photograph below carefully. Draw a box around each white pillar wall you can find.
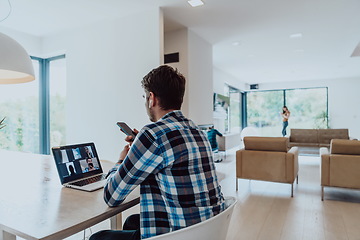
[164,28,213,126]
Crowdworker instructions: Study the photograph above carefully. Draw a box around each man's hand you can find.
[119,144,130,162]
[124,128,139,144]
[119,129,139,163]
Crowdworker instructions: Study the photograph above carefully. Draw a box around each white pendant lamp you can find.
[0,32,35,84]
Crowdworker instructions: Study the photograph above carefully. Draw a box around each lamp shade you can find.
[0,32,35,84]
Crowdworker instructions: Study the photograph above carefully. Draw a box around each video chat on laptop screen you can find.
[52,143,103,184]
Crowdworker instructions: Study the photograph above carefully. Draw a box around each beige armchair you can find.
[236,137,299,197]
[320,139,360,201]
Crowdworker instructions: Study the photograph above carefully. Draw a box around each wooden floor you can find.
[217,150,360,240]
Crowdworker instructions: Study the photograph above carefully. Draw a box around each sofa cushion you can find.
[290,129,318,143]
[330,139,360,155]
[244,137,288,152]
[318,129,349,144]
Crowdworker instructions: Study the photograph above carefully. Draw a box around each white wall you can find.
[164,28,213,125]
[213,67,247,94]
[164,28,189,116]
[42,9,162,161]
[0,27,42,56]
[259,77,360,139]
[187,30,213,125]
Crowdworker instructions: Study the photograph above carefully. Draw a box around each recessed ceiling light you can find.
[290,33,303,39]
[188,0,204,7]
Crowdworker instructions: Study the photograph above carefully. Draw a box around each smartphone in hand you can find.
[117,122,136,138]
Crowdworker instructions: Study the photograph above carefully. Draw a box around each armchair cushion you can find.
[330,139,360,155]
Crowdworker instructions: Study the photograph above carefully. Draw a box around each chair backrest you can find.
[146,196,237,240]
[244,136,288,152]
[330,139,360,155]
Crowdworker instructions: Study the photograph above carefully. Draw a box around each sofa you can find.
[289,128,349,148]
[320,139,360,201]
[236,137,299,197]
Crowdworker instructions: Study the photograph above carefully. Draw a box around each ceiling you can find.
[1,0,360,84]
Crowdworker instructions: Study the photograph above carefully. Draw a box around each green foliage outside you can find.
[50,94,67,148]
[0,96,39,152]
[247,91,283,130]
[229,92,242,133]
[0,95,66,153]
[286,88,328,129]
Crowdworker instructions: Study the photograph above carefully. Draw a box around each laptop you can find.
[52,142,107,192]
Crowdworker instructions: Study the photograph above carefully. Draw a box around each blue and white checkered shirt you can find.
[104,110,225,239]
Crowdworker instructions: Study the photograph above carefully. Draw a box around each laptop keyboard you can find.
[71,174,106,187]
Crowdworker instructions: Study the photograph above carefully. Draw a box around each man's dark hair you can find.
[141,65,186,110]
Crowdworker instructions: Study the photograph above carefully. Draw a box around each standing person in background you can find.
[281,106,290,137]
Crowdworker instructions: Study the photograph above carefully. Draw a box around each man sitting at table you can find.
[90,65,225,240]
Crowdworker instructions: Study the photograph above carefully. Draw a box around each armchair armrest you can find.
[288,146,299,155]
[236,149,245,178]
[320,147,330,186]
[320,147,329,155]
[286,147,299,183]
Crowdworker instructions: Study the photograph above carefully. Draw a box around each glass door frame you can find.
[31,54,66,154]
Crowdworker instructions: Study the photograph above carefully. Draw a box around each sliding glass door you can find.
[229,87,242,133]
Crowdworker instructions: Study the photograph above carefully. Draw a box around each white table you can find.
[0,150,139,240]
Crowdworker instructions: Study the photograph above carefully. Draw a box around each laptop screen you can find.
[52,142,103,184]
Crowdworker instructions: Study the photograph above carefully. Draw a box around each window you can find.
[246,87,328,136]
[0,60,40,153]
[285,88,328,129]
[0,55,66,154]
[247,90,283,136]
[49,57,67,148]
[228,87,242,133]
[213,85,243,134]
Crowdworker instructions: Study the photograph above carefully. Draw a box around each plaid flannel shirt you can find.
[104,110,225,239]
